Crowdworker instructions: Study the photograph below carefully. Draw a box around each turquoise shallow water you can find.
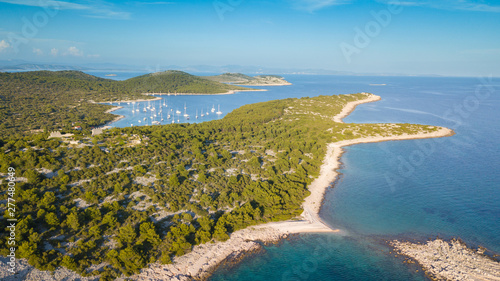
[88,72,500,280]
[210,234,427,281]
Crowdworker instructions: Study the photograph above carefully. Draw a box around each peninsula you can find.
[203,73,292,86]
[0,92,456,280]
[131,93,454,281]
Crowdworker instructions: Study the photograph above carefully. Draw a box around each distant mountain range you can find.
[203,73,292,85]
[0,60,442,77]
[0,60,130,71]
[1,63,84,71]
[121,70,250,94]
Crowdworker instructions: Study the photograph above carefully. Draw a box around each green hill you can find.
[20,70,108,81]
[203,72,291,85]
[122,70,248,94]
[203,72,254,83]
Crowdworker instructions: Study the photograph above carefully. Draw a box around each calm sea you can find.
[88,72,500,280]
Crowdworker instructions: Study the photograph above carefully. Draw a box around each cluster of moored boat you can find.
[127,100,223,127]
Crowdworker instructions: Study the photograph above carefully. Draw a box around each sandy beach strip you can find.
[104,105,123,114]
[94,88,265,103]
[92,96,162,104]
[91,88,266,104]
[143,89,267,96]
[303,127,454,220]
[133,221,337,281]
[130,94,454,281]
[333,92,381,123]
[101,105,125,128]
[112,96,163,103]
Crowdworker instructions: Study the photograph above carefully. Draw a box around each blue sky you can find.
[0,0,499,76]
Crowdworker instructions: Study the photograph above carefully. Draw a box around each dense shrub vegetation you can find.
[0,72,438,279]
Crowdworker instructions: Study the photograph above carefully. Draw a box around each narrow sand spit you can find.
[94,88,265,104]
[108,97,162,103]
[392,239,500,281]
[142,89,266,96]
[131,94,454,281]
[97,105,125,129]
[332,92,381,123]
[301,127,454,229]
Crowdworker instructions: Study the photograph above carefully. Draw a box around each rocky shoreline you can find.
[391,239,500,281]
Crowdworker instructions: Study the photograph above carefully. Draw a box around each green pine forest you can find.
[203,72,289,85]
[0,71,439,280]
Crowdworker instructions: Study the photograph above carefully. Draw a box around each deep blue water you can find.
[87,72,500,280]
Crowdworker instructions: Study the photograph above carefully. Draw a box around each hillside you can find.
[203,72,291,85]
[202,73,254,83]
[122,70,249,94]
[0,70,253,139]
[0,71,135,139]
[0,93,441,280]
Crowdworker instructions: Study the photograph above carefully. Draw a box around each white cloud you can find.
[64,46,83,56]
[377,0,500,13]
[51,48,59,56]
[0,0,88,10]
[0,39,10,52]
[289,0,351,12]
[136,1,175,5]
[33,48,43,55]
[0,0,131,19]
[85,11,130,20]
[457,2,500,13]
